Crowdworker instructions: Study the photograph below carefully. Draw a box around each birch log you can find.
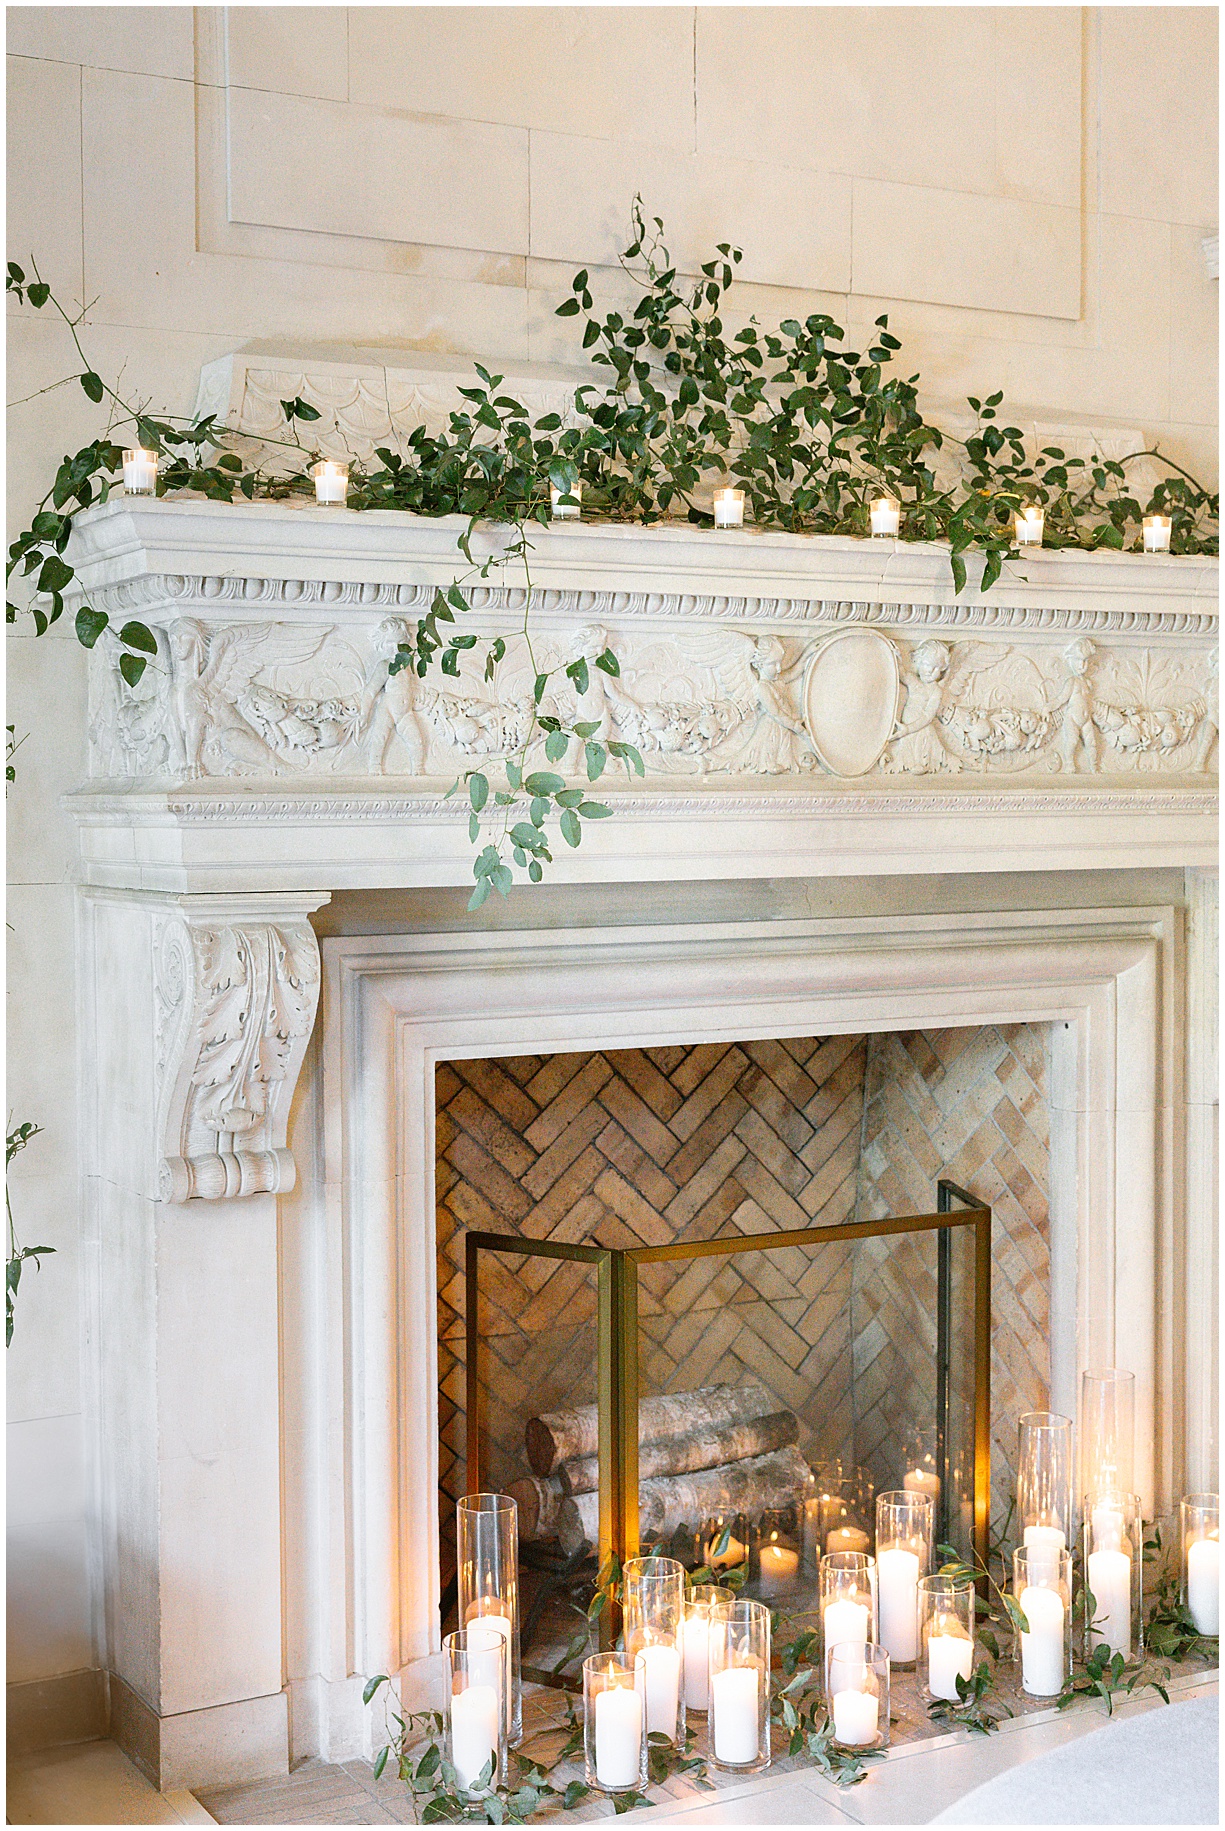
[508,1476,566,1542]
[559,1409,800,1495]
[556,1445,813,1557]
[525,1383,774,1478]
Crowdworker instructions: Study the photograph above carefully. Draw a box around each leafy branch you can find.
[927,1657,1011,1736]
[7,1120,52,1347]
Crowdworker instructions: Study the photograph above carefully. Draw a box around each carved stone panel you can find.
[156,910,322,1201]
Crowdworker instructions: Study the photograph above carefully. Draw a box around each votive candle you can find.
[1015,506,1045,546]
[870,495,901,538]
[550,480,582,519]
[713,487,745,528]
[1143,514,1172,553]
[122,448,158,495]
[311,459,349,505]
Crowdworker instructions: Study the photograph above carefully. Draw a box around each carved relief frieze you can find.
[155,911,321,1202]
[89,590,1219,788]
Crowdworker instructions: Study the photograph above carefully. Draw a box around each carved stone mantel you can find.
[66,497,1217,893]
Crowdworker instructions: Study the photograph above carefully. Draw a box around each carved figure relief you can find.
[88,594,1217,789]
[157,914,321,1202]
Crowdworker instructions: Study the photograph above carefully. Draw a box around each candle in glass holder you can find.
[587,1662,644,1792]
[869,495,900,538]
[1015,506,1045,546]
[1182,1496,1220,1637]
[1014,1545,1070,1698]
[311,459,349,505]
[682,1585,731,1713]
[122,447,158,495]
[904,1467,940,1506]
[708,1599,769,1771]
[826,1525,871,1556]
[446,1626,506,1794]
[451,1684,500,1790]
[877,1547,920,1662]
[826,1643,888,1750]
[1143,514,1172,553]
[550,480,582,519]
[710,1666,760,1763]
[757,1533,800,1598]
[713,487,745,528]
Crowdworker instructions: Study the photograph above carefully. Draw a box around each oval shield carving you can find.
[803,629,900,777]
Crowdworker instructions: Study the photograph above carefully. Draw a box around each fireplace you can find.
[437,1026,1048,1622]
[63,356,1216,1787]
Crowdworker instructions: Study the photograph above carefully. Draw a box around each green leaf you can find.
[118,653,147,688]
[372,1746,389,1779]
[36,554,73,596]
[26,282,49,308]
[118,621,158,655]
[524,771,565,796]
[594,648,620,677]
[579,801,611,819]
[555,298,581,317]
[469,772,489,812]
[80,371,105,403]
[950,550,968,596]
[362,1672,388,1706]
[544,728,568,762]
[75,606,109,648]
[560,808,581,847]
[585,742,606,780]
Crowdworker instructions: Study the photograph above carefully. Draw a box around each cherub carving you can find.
[1052,636,1099,773]
[883,639,963,774]
[364,618,427,774]
[723,635,815,774]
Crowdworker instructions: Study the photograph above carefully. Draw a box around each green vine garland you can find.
[7,199,1218,906]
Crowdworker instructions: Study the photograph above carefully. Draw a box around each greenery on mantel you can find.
[6,201,1219,905]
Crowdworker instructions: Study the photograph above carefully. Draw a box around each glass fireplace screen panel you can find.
[628,1220,979,1608]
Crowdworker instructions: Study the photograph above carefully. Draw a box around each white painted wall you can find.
[6,5,1218,1692]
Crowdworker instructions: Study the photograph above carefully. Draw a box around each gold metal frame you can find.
[464,1179,991,1646]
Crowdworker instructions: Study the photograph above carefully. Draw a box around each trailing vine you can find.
[7,201,1218,904]
[7,1121,52,1347]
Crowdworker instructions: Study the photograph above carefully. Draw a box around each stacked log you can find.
[517,1383,806,1551]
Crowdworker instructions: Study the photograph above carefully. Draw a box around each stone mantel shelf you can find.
[65,497,1217,894]
[71,496,1217,623]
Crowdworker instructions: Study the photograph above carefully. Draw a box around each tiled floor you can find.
[195,1668,1218,1828]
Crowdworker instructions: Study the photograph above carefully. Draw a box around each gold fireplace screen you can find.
[464,1179,991,1607]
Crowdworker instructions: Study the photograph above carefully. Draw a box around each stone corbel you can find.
[156,895,328,1201]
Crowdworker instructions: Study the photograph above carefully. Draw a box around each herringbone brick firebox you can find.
[436,1025,1049,1584]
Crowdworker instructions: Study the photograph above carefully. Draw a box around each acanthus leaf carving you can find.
[156,912,320,1202]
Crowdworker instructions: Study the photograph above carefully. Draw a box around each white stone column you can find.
[80,890,327,1788]
[1184,868,1219,1493]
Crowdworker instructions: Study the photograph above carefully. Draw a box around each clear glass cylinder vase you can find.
[1018,1411,1074,1561]
[457,1493,520,1743]
[1082,1490,1143,1661]
[918,1573,975,1702]
[708,1598,771,1772]
[583,1652,646,1795]
[1080,1369,1135,1501]
[445,1626,508,1793]
[1181,1494,1220,1638]
[622,1555,685,1745]
[1013,1545,1071,1697]
[682,1584,733,1715]
[826,1642,889,1750]
[819,1551,877,1675]
[875,1489,933,1667]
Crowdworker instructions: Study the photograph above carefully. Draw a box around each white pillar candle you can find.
[758,1542,799,1598]
[594,1682,643,1789]
[825,1526,871,1556]
[927,1627,974,1701]
[682,1613,711,1711]
[1091,1501,1125,1551]
[636,1641,681,1738]
[823,1597,870,1649]
[707,1532,747,1571]
[468,1613,512,1731]
[1187,1538,1220,1636]
[831,1687,879,1747]
[122,448,158,495]
[450,1683,499,1790]
[550,481,581,519]
[1023,1524,1066,1583]
[876,1547,920,1662]
[1015,506,1045,546]
[1087,1548,1132,1658]
[713,488,744,528]
[710,1664,760,1764]
[1019,1584,1066,1695]
[869,496,901,537]
[312,459,349,505]
[904,1468,940,1505]
[1143,514,1172,553]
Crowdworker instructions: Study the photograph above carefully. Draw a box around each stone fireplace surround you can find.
[63,373,1216,1791]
